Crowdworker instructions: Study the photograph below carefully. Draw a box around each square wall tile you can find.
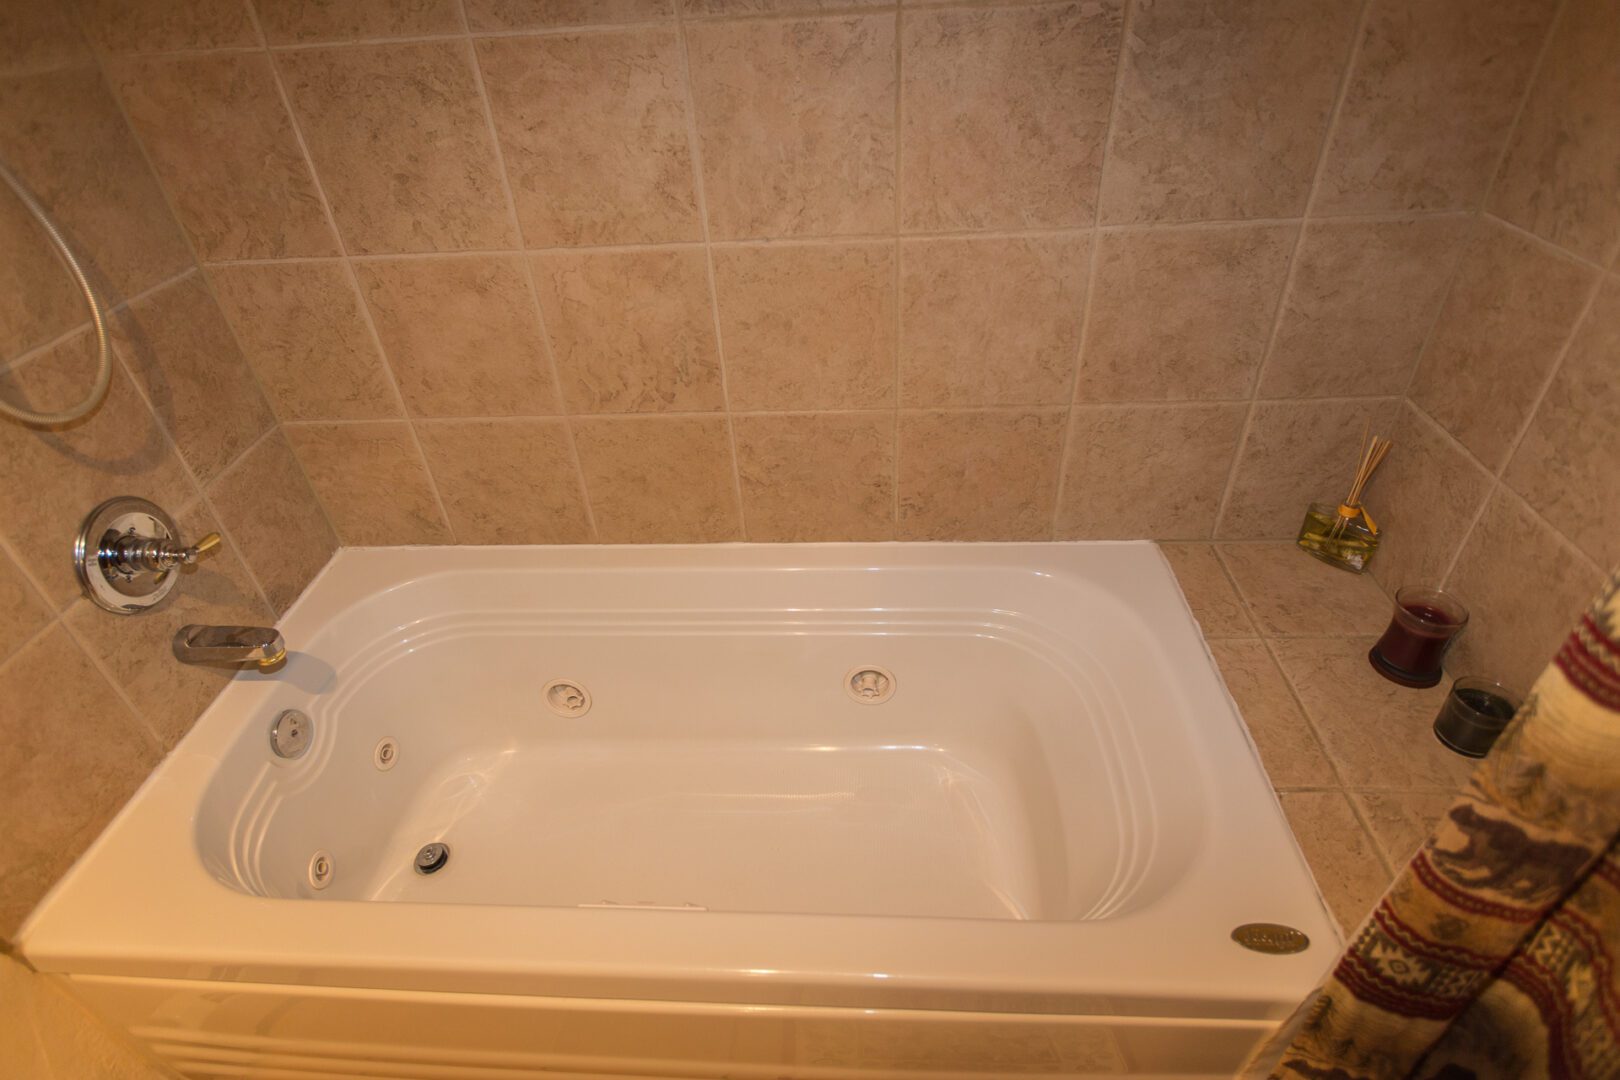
[713,242,895,412]
[1057,404,1246,540]
[417,419,592,544]
[1313,0,1560,215]
[734,412,893,542]
[1217,397,1398,539]
[0,627,159,936]
[285,422,452,546]
[1409,218,1598,470]
[277,42,517,254]
[573,416,741,543]
[1270,637,1473,792]
[532,248,723,414]
[0,66,192,302]
[1260,216,1469,399]
[0,546,50,665]
[356,256,559,418]
[0,194,81,361]
[1207,639,1335,788]
[464,0,673,30]
[113,53,339,262]
[687,14,894,239]
[1353,791,1456,870]
[1446,488,1606,695]
[114,275,277,483]
[1218,542,1392,637]
[1277,791,1391,931]
[1505,279,1620,569]
[477,31,700,248]
[1079,224,1295,402]
[1490,0,1620,265]
[1097,0,1359,225]
[901,2,1121,232]
[208,431,337,614]
[209,262,399,421]
[900,234,1089,408]
[0,5,94,75]
[897,409,1065,541]
[1365,401,1493,595]
[65,503,272,748]
[1159,543,1253,638]
[684,0,885,11]
[0,331,195,607]
[254,0,463,43]
[75,0,256,54]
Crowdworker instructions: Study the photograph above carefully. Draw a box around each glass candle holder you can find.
[1368,587,1469,689]
[1433,677,1521,757]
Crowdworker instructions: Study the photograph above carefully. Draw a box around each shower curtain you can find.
[1247,570,1620,1079]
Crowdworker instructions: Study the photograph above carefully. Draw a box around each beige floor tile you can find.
[1160,543,1254,638]
[1217,542,1392,636]
[1209,639,1337,789]
[1270,636,1475,792]
[1351,790,1459,871]
[1279,790,1392,934]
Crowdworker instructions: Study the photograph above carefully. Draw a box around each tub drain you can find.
[845,666,896,704]
[414,842,450,875]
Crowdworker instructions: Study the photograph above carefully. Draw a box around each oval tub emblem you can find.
[1231,922,1310,955]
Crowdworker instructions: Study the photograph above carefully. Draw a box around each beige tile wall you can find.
[68,0,1578,557]
[0,9,334,942]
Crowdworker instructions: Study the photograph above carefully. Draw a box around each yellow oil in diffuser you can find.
[1296,428,1391,574]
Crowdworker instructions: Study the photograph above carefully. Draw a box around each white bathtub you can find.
[21,542,1336,1078]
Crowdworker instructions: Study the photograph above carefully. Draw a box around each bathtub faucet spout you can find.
[173,624,287,669]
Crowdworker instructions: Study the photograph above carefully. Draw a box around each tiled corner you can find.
[1269,636,1475,792]
[733,412,894,542]
[207,430,338,614]
[463,0,673,31]
[1312,0,1560,215]
[1079,224,1295,402]
[476,30,701,248]
[897,409,1065,541]
[900,234,1090,408]
[532,247,723,415]
[1488,0,1620,267]
[112,274,277,484]
[208,261,400,422]
[1097,0,1359,225]
[285,422,452,546]
[1444,488,1606,696]
[253,0,464,44]
[112,53,340,262]
[276,41,517,255]
[900,2,1121,232]
[1216,542,1392,637]
[1365,401,1494,595]
[1208,639,1337,789]
[355,256,559,418]
[572,415,741,543]
[1260,216,1470,399]
[414,419,590,545]
[1159,543,1254,639]
[1056,404,1246,540]
[1503,278,1620,570]
[686,14,895,240]
[713,241,895,412]
[0,332,195,607]
[1408,217,1599,471]
[1277,791,1391,932]
[1217,397,1398,540]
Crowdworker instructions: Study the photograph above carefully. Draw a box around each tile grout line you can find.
[0,263,200,377]
[1209,0,1374,541]
[458,6,600,543]
[672,2,749,541]
[250,0,461,547]
[1050,0,1132,541]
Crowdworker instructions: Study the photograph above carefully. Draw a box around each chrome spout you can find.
[173,624,287,668]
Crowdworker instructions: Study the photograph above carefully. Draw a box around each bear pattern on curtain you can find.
[1247,570,1620,1079]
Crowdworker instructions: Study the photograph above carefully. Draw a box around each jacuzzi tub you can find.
[21,542,1336,1078]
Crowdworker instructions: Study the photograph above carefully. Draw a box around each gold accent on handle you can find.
[194,532,221,557]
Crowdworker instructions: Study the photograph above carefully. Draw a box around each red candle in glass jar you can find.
[1368,587,1469,689]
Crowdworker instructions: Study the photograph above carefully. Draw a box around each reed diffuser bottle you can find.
[1296,427,1392,574]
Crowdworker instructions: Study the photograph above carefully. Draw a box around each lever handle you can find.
[183,532,222,565]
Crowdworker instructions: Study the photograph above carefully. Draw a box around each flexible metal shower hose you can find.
[0,156,112,426]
